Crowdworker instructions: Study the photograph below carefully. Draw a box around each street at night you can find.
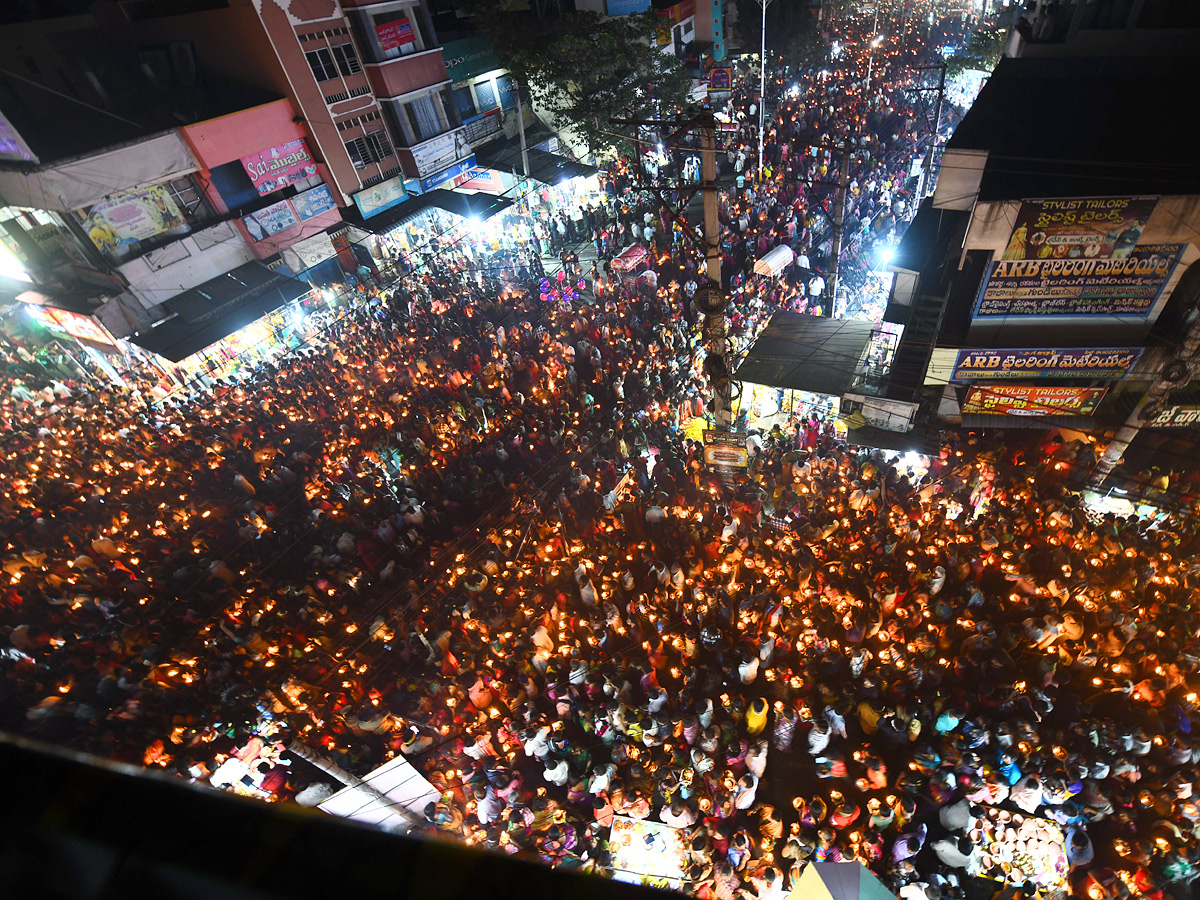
[2,1,1200,899]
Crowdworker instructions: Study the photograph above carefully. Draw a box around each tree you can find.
[946,25,1006,79]
[487,11,692,162]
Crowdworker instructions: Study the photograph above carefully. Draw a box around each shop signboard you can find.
[951,347,1143,381]
[708,67,733,92]
[410,128,473,179]
[83,184,186,252]
[442,35,501,83]
[24,304,115,346]
[1146,405,1200,428]
[241,139,317,195]
[376,17,415,51]
[961,385,1107,417]
[242,200,299,242]
[703,429,749,476]
[420,156,475,192]
[606,0,651,13]
[974,243,1185,318]
[456,167,510,194]
[999,196,1158,261]
[290,184,337,220]
[353,176,408,219]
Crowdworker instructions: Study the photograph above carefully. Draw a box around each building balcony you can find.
[364,49,448,100]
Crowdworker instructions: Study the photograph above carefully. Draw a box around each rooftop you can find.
[0,23,279,166]
[945,54,1200,200]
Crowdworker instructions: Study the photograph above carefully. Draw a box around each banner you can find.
[456,167,510,194]
[962,385,1107,417]
[420,156,475,192]
[242,200,299,242]
[84,185,186,252]
[376,18,414,51]
[708,67,733,92]
[1000,196,1158,261]
[1146,405,1200,429]
[241,139,317,195]
[952,347,1142,381]
[291,184,337,220]
[975,244,1185,317]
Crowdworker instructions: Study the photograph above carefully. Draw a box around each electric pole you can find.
[513,77,530,179]
[826,140,852,318]
[610,111,730,428]
[922,62,946,198]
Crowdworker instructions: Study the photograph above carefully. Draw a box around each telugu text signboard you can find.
[376,18,415,51]
[951,347,1142,381]
[703,430,749,477]
[242,200,299,242]
[241,139,317,195]
[1000,196,1158,261]
[962,385,1107,417]
[975,244,1185,318]
[290,184,337,220]
[1146,405,1200,428]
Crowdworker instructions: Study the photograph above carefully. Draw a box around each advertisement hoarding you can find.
[975,244,1185,318]
[607,0,652,13]
[83,185,186,252]
[409,128,473,179]
[961,385,1107,417]
[241,139,317,195]
[951,347,1143,381]
[1000,196,1158,261]
[242,200,299,242]
[24,305,116,346]
[290,184,337,220]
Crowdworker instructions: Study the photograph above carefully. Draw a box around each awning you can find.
[753,244,795,277]
[129,261,310,362]
[733,312,875,397]
[349,188,513,236]
[474,143,598,185]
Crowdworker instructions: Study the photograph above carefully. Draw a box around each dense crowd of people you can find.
[3,8,1200,900]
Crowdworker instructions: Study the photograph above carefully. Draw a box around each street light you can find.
[864,33,884,101]
[755,0,774,179]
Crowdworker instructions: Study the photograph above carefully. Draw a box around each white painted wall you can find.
[117,220,254,311]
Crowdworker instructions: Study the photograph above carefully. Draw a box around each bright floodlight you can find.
[0,242,32,283]
[878,246,896,267]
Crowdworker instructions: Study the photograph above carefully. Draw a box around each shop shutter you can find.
[208,160,262,212]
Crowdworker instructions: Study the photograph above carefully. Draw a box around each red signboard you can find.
[241,139,317,196]
[961,385,1107,417]
[376,18,415,51]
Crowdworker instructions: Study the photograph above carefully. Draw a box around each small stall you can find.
[611,243,651,281]
[753,244,795,278]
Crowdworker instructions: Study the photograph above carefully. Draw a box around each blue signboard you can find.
[420,156,476,192]
[607,0,651,13]
[291,184,337,220]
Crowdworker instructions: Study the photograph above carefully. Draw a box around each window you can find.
[305,48,338,82]
[344,129,394,169]
[452,85,477,120]
[473,80,497,114]
[330,43,361,76]
[398,92,442,143]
